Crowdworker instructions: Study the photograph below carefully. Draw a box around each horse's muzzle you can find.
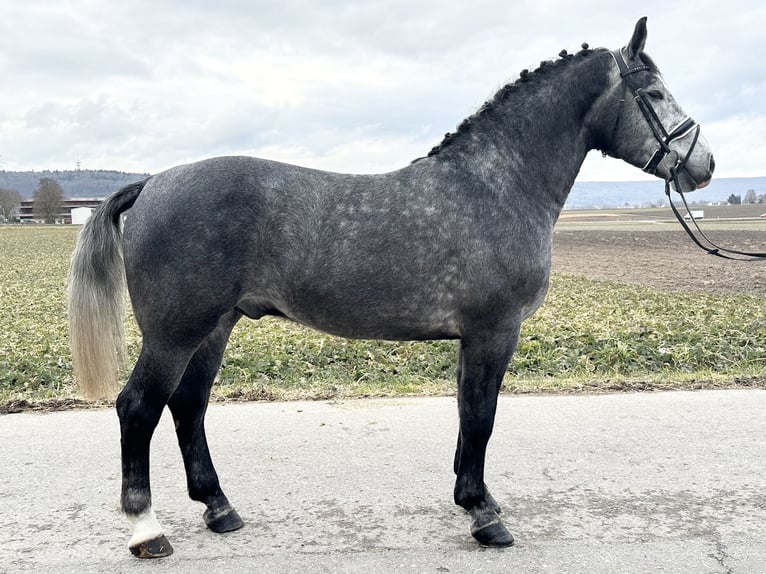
[692,154,715,190]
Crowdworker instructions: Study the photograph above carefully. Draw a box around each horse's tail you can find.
[68,179,148,400]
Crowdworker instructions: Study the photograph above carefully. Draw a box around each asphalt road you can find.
[2,390,765,573]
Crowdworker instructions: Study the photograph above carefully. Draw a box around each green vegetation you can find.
[1,226,764,411]
[1,227,78,403]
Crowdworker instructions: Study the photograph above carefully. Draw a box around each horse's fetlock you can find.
[122,489,151,516]
[454,481,485,511]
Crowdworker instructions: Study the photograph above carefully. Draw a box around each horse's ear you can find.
[627,17,648,59]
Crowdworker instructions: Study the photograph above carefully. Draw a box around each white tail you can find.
[67,180,146,400]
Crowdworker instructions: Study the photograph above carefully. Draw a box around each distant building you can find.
[18,197,104,224]
[683,210,704,221]
[70,206,94,225]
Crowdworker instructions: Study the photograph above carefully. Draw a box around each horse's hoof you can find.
[204,507,244,533]
[129,534,174,558]
[470,510,514,548]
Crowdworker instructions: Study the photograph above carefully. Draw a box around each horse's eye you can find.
[646,89,665,100]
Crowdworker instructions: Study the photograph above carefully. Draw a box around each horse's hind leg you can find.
[117,339,199,558]
[453,326,520,548]
[167,311,244,534]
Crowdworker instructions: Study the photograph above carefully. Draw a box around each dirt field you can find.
[552,225,766,295]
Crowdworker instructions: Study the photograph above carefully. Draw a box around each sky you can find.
[1,0,764,182]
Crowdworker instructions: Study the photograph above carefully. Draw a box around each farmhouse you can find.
[18,197,104,224]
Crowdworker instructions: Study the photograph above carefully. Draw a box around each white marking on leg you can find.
[127,507,164,548]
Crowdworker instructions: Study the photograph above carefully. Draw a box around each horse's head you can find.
[597,17,715,192]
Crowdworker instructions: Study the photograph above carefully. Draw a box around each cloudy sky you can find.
[1,0,764,182]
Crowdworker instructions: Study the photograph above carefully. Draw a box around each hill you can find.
[0,169,149,199]
[1,168,764,208]
[568,176,766,209]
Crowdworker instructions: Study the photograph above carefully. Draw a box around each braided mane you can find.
[416,44,608,161]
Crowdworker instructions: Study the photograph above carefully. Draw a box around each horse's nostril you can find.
[709,155,716,173]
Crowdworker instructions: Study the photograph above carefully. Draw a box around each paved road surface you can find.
[2,390,765,573]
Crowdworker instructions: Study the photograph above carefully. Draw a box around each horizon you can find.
[2,164,765,184]
[4,169,764,212]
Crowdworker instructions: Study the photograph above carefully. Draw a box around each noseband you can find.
[610,48,766,261]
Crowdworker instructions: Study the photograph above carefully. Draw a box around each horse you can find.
[68,17,714,558]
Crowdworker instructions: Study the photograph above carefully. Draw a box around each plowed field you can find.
[553,217,766,295]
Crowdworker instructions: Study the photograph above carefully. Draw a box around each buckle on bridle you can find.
[643,118,697,176]
[643,149,667,175]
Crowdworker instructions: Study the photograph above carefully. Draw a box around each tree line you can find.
[726,189,766,205]
[0,168,148,199]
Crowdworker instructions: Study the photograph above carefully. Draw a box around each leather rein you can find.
[611,48,766,261]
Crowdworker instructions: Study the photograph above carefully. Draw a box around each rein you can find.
[611,49,766,262]
[663,181,766,261]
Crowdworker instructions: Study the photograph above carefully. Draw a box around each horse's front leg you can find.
[453,327,519,547]
[454,434,502,515]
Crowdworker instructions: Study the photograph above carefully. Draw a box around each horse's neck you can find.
[446,53,612,212]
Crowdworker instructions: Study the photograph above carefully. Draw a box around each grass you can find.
[1,226,765,412]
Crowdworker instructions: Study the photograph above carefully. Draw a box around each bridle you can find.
[611,48,766,261]
[611,48,700,179]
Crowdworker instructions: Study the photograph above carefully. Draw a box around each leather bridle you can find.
[610,48,701,182]
[611,48,766,261]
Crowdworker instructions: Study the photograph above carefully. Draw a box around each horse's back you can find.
[119,156,436,335]
[121,155,550,341]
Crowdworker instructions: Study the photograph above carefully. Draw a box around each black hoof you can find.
[129,534,174,558]
[204,507,244,533]
[470,509,514,548]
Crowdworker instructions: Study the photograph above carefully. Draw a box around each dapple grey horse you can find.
[69,18,714,558]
